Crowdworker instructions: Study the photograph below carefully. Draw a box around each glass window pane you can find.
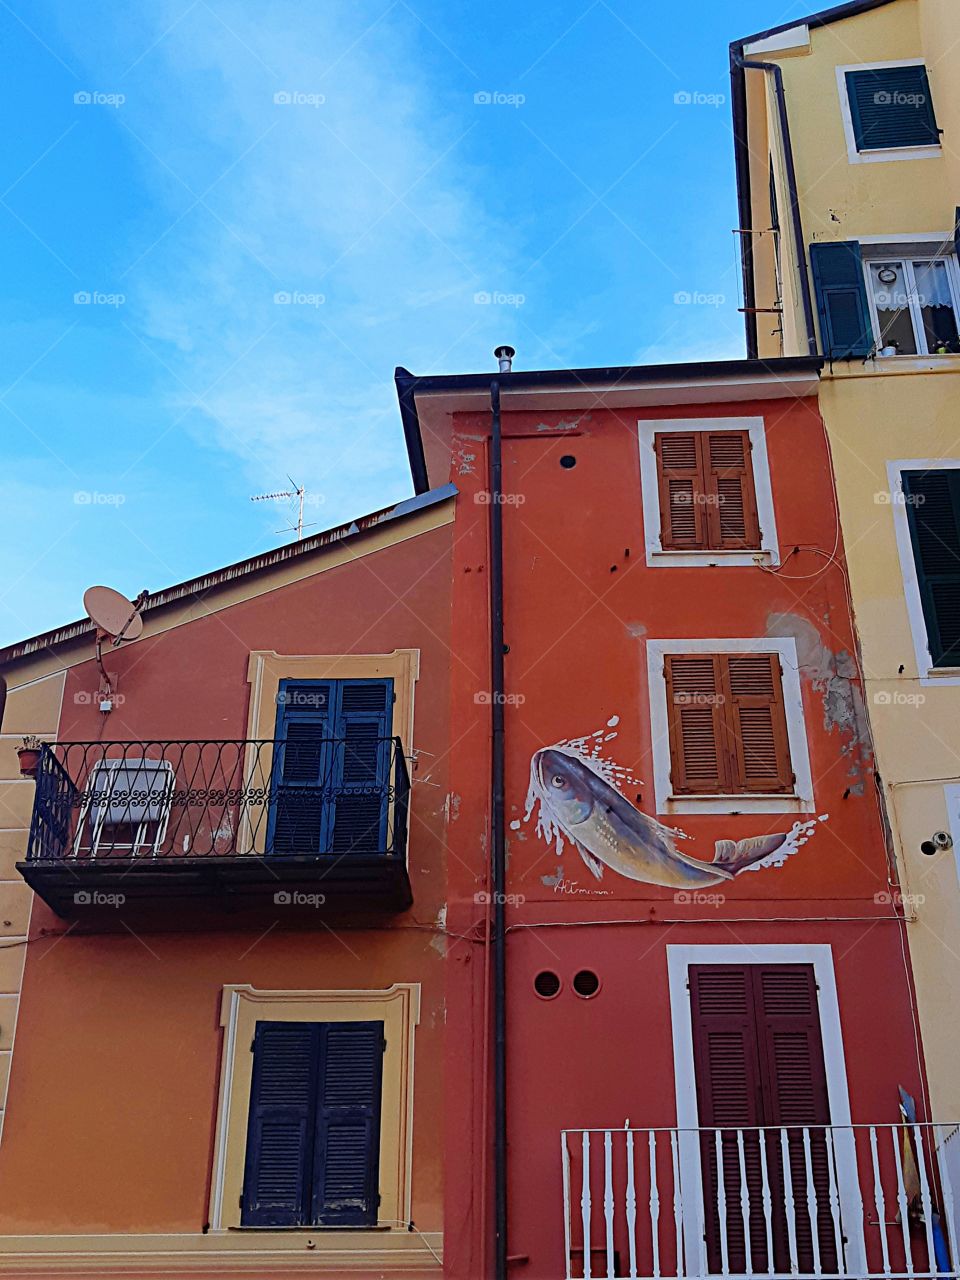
[913,260,960,354]
[868,261,918,354]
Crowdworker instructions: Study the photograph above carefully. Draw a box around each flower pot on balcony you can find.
[16,748,40,777]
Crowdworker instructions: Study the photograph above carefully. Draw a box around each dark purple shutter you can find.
[312,1022,384,1225]
[242,1022,318,1226]
[242,1020,384,1229]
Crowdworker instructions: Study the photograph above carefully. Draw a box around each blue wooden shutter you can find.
[330,680,392,854]
[269,682,333,855]
[903,470,960,666]
[809,241,873,358]
[312,1021,384,1226]
[242,1022,319,1226]
[845,65,940,151]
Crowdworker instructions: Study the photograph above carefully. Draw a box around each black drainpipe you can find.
[733,52,818,357]
[489,377,508,1280]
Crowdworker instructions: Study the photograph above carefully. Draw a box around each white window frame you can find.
[888,460,960,684]
[646,636,814,815]
[637,417,780,568]
[666,943,867,1279]
[836,59,942,165]
[864,253,960,357]
[647,634,814,814]
[943,786,960,887]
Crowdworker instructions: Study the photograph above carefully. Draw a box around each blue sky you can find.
[0,0,812,646]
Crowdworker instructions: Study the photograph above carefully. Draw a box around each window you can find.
[638,419,778,567]
[866,257,960,356]
[209,984,420,1238]
[268,678,393,856]
[646,639,812,814]
[810,241,874,359]
[901,469,960,667]
[664,652,793,795]
[242,1020,384,1228]
[810,241,960,359]
[655,430,760,551]
[837,61,941,162]
[689,964,835,1275]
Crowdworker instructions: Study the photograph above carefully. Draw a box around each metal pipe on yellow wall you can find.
[732,53,818,357]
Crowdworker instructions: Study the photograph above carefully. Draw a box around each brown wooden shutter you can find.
[753,966,837,1275]
[689,965,834,1276]
[721,653,793,794]
[664,655,731,793]
[689,967,766,1274]
[655,432,707,549]
[702,431,761,550]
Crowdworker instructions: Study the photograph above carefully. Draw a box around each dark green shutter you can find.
[242,1022,318,1226]
[312,1022,384,1225]
[242,1020,384,1228]
[331,681,392,854]
[809,241,873,358]
[903,470,960,666]
[845,65,940,151]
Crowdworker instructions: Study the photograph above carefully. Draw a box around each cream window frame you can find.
[209,983,420,1234]
[238,650,420,855]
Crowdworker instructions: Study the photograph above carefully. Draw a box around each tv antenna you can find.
[82,585,148,711]
[250,478,319,541]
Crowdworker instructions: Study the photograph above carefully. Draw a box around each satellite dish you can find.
[83,585,145,645]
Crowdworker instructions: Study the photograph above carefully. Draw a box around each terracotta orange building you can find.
[397,352,955,1279]
[0,486,455,1276]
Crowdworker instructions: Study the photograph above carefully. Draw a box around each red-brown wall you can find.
[436,393,926,1279]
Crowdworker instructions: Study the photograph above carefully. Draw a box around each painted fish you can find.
[528,746,820,889]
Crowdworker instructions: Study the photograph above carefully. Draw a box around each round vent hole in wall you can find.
[559,455,577,469]
[572,969,600,998]
[534,970,562,999]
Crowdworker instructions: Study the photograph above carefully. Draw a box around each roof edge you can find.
[399,355,823,398]
[731,0,898,51]
[0,482,458,669]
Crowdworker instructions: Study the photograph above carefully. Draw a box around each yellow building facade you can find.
[733,0,960,1121]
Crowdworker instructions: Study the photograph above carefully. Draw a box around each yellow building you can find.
[732,0,960,1123]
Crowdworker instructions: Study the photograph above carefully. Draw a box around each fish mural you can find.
[523,727,826,889]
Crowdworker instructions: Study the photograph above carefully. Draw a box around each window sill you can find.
[918,666,960,687]
[646,547,776,569]
[229,1224,394,1232]
[663,792,810,816]
[827,355,960,378]
[850,144,941,164]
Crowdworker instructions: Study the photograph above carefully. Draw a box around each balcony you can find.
[561,1123,960,1280]
[18,739,412,918]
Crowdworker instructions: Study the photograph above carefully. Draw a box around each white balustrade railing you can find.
[560,1123,960,1280]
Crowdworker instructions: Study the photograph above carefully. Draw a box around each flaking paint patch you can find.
[766,612,871,751]
[541,864,564,888]
[443,792,462,824]
[627,622,647,639]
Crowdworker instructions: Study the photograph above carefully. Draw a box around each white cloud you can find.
[53,0,540,514]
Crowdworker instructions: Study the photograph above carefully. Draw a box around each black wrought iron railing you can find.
[24,739,410,864]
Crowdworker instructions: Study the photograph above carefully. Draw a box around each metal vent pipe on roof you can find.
[494,345,515,374]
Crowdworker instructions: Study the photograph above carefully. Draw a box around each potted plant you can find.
[16,736,43,778]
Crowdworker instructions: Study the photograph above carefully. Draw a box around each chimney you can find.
[494,345,515,374]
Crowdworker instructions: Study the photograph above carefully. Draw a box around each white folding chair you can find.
[74,758,175,859]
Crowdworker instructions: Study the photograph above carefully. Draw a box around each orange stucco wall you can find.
[0,522,452,1250]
